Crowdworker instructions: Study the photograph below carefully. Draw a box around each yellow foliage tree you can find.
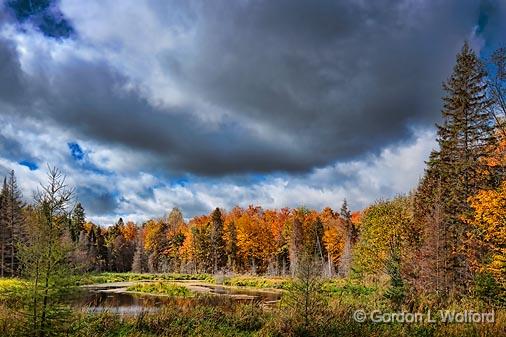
[352,196,413,277]
[321,207,345,269]
[467,181,506,287]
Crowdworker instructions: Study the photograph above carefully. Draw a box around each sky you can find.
[0,0,504,224]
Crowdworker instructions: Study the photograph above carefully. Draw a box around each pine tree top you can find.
[435,42,495,162]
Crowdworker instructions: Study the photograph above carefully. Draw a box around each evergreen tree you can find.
[415,43,497,297]
[210,208,226,273]
[70,202,85,242]
[18,167,75,336]
[192,222,213,273]
[0,177,7,277]
[384,233,405,309]
[94,228,108,271]
[0,171,25,276]
[7,170,24,275]
[340,199,351,220]
[338,199,354,277]
[111,234,134,272]
[106,218,125,271]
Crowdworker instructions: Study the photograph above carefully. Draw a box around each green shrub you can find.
[474,272,505,305]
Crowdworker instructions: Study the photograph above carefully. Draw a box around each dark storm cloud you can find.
[51,61,329,174]
[0,37,25,104]
[0,133,24,159]
[167,0,480,158]
[0,0,491,176]
[0,47,318,174]
[76,185,119,216]
[0,117,40,166]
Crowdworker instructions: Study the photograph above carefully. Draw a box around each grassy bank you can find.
[79,272,215,285]
[222,276,290,290]
[126,281,193,297]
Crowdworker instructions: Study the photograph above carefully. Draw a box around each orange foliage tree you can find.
[467,181,506,287]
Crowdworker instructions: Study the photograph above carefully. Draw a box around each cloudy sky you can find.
[0,0,504,224]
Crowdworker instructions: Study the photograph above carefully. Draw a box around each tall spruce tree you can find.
[338,199,353,278]
[70,202,85,242]
[192,222,213,273]
[5,170,24,276]
[0,177,7,277]
[0,171,24,276]
[415,43,496,298]
[210,208,226,273]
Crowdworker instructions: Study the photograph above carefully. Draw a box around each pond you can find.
[75,281,282,314]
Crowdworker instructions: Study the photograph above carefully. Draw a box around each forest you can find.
[0,43,505,337]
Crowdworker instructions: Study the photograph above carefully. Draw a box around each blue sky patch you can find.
[171,177,189,187]
[68,142,85,161]
[7,0,74,39]
[18,159,38,171]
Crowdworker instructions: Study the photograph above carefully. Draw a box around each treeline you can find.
[0,43,504,305]
[64,203,361,277]
[0,175,361,276]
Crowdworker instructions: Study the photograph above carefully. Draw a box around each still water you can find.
[75,282,282,315]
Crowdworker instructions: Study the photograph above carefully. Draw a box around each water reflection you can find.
[75,283,282,315]
[199,284,282,302]
[78,291,164,314]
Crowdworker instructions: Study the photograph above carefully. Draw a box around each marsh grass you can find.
[67,296,265,337]
[0,278,28,305]
[0,278,26,295]
[222,276,290,289]
[126,282,193,297]
[80,272,214,285]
